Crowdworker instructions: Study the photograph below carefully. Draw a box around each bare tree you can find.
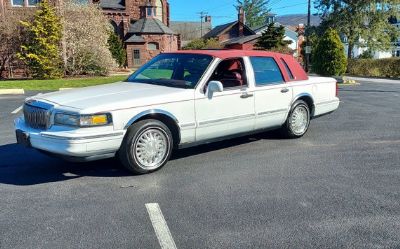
[61,1,116,76]
[0,13,30,78]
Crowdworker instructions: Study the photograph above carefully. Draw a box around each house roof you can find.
[129,18,176,34]
[170,21,212,41]
[223,34,261,45]
[203,21,236,39]
[125,35,146,43]
[252,22,298,40]
[100,0,125,10]
[276,14,321,27]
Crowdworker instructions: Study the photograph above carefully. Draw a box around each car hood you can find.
[33,82,194,113]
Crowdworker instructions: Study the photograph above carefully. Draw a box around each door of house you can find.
[133,49,141,66]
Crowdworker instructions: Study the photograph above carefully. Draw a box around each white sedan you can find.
[15,50,340,174]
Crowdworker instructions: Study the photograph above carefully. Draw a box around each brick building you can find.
[102,0,179,67]
[0,0,179,70]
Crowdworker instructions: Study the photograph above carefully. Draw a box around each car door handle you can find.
[240,92,254,99]
[281,88,290,93]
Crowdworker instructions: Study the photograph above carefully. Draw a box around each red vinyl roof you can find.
[167,50,308,82]
[170,49,283,60]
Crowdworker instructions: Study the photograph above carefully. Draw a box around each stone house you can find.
[102,0,179,67]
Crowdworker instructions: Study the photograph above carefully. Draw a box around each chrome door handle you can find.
[281,88,289,93]
[240,92,254,99]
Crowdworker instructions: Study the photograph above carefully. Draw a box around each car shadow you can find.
[0,131,282,186]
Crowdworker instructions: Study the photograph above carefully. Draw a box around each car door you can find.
[249,56,293,130]
[194,57,255,142]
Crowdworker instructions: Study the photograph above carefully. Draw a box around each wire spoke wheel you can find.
[132,128,169,170]
[290,105,309,136]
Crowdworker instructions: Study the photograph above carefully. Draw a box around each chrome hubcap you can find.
[290,106,309,135]
[133,128,168,169]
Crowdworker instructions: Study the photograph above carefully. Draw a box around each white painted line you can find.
[11,105,23,114]
[10,93,42,114]
[0,89,25,95]
[145,203,177,249]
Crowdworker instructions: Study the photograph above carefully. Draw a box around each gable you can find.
[203,21,255,40]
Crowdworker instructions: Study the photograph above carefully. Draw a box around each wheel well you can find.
[134,114,181,148]
[296,95,314,117]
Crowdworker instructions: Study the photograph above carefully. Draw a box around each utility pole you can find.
[197,11,208,37]
[305,0,311,72]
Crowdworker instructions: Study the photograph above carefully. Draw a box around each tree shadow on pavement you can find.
[0,131,281,186]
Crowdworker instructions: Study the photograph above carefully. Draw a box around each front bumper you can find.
[14,117,125,160]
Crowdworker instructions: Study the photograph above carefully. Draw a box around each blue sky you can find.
[169,0,318,26]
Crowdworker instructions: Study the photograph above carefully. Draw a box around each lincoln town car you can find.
[15,50,340,174]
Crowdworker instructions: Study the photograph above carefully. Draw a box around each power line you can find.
[197,11,208,37]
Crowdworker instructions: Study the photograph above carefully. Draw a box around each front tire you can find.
[281,100,311,138]
[119,119,173,174]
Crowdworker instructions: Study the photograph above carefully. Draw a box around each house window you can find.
[148,42,159,50]
[146,7,154,17]
[133,49,141,66]
[11,0,24,6]
[27,0,40,6]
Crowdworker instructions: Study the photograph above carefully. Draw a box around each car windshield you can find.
[126,53,213,89]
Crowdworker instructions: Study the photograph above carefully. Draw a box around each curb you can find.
[338,83,360,86]
[333,76,358,84]
[0,89,25,95]
[59,88,75,91]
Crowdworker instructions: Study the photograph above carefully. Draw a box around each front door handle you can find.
[240,92,254,99]
[281,88,290,93]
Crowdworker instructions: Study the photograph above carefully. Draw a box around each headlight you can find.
[54,113,112,127]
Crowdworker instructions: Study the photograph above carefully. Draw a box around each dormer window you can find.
[146,7,155,17]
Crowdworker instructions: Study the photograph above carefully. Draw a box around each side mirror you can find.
[206,81,223,98]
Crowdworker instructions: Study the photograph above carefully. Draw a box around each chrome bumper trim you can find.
[40,132,124,141]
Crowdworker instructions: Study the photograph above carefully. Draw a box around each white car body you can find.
[14,52,339,162]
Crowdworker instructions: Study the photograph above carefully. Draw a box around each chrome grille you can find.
[23,103,51,130]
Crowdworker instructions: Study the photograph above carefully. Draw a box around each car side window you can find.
[207,58,247,91]
[250,57,284,86]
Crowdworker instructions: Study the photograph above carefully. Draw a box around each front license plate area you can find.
[16,129,31,147]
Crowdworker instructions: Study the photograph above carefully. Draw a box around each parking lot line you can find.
[145,203,177,249]
[11,106,23,114]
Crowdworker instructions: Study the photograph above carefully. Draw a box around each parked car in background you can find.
[15,50,340,174]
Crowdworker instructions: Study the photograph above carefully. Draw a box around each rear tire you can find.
[280,100,311,138]
[119,119,173,174]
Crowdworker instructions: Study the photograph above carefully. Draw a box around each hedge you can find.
[347,58,400,78]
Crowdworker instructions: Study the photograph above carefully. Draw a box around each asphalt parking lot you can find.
[1,82,400,249]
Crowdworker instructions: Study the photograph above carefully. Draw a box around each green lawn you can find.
[0,75,128,90]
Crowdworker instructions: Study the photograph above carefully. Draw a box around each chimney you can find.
[238,6,245,36]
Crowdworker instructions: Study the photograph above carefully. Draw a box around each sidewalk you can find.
[344,76,400,84]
